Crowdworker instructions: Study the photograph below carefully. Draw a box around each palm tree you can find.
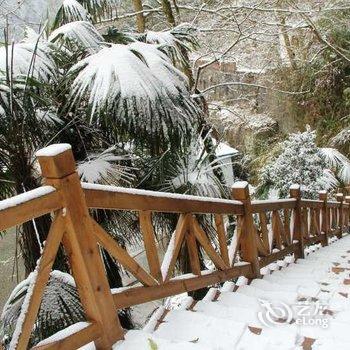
[0,2,232,345]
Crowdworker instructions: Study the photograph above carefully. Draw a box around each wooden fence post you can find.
[290,185,304,258]
[346,196,350,229]
[37,144,123,349]
[319,191,329,246]
[231,181,260,278]
[336,193,344,237]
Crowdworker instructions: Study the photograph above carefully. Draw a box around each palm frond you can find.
[0,37,57,83]
[49,21,104,54]
[52,0,91,30]
[159,136,228,198]
[79,0,119,22]
[77,146,136,185]
[331,128,350,147]
[320,147,350,183]
[67,43,199,140]
[145,24,198,69]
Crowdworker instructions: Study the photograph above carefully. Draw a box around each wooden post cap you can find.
[336,193,344,202]
[289,184,301,198]
[345,196,350,203]
[319,191,328,201]
[36,144,76,179]
[231,181,250,200]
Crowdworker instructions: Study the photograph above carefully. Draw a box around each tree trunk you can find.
[161,0,176,27]
[132,0,146,32]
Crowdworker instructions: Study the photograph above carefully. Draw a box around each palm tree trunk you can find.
[161,0,176,27]
[132,0,146,32]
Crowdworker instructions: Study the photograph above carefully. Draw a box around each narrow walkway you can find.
[111,234,350,350]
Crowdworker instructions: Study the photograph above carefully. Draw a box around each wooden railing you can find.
[2,144,350,350]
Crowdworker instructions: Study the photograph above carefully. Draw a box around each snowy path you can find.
[79,235,350,349]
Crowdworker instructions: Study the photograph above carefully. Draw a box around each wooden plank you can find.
[112,263,253,309]
[139,211,162,282]
[250,199,296,212]
[0,190,62,231]
[14,213,65,350]
[309,209,316,236]
[300,199,323,208]
[302,207,309,239]
[91,219,157,287]
[304,233,326,246]
[32,323,101,350]
[283,209,291,245]
[186,229,201,276]
[191,216,227,270]
[83,187,245,215]
[272,211,283,250]
[259,243,298,268]
[163,214,190,282]
[259,212,270,254]
[214,214,230,265]
[256,234,269,257]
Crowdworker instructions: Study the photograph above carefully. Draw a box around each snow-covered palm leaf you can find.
[104,27,138,44]
[49,21,104,54]
[331,128,350,147]
[160,137,228,198]
[52,0,91,29]
[128,41,188,92]
[68,43,199,139]
[1,271,84,348]
[319,168,339,190]
[35,109,63,126]
[320,147,350,183]
[77,146,136,184]
[145,24,198,68]
[0,39,57,83]
[80,0,119,22]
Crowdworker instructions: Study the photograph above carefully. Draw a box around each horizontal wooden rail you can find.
[112,263,253,309]
[259,243,299,267]
[304,234,327,246]
[300,199,323,208]
[251,198,296,212]
[32,322,101,350]
[82,183,245,214]
[0,187,62,231]
[327,201,341,208]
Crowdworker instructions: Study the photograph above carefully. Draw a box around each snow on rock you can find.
[36,143,71,157]
[0,186,56,211]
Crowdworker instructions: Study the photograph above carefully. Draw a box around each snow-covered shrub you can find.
[0,271,84,349]
[258,129,350,198]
